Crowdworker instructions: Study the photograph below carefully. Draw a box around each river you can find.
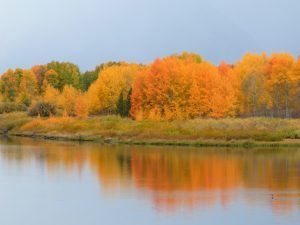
[0,137,299,225]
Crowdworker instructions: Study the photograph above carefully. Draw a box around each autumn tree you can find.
[43,69,60,90]
[31,65,47,94]
[16,70,38,106]
[80,61,121,91]
[267,53,295,118]
[0,69,23,102]
[75,93,89,118]
[0,69,38,106]
[43,84,61,105]
[177,51,202,63]
[1,52,300,120]
[46,61,81,91]
[87,63,142,115]
[131,53,236,120]
[289,58,300,116]
[234,53,270,116]
[131,55,193,120]
[188,61,219,118]
[60,85,78,116]
[215,62,238,117]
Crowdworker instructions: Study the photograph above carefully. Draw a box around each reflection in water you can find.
[1,137,300,215]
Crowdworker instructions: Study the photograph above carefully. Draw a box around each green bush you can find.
[28,102,57,117]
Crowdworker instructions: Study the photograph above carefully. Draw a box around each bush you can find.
[0,102,27,114]
[17,103,27,112]
[28,102,57,117]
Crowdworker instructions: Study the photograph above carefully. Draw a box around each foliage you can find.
[31,65,47,94]
[117,88,132,117]
[75,93,89,118]
[28,101,57,117]
[80,61,121,91]
[60,85,79,116]
[131,55,237,120]
[46,61,81,90]
[0,102,27,114]
[234,53,270,116]
[42,84,61,105]
[80,70,99,92]
[87,63,142,115]
[1,52,300,120]
[0,69,38,105]
[267,53,295,118]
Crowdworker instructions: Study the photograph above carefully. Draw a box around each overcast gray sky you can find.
[0,0,299,73]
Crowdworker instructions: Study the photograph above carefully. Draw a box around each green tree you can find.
[46,61,81,90]
[80,70,99,92]
[117,91,125,116]
[124,88,132,117]
[117,88,132,117]
[43,69,60,90]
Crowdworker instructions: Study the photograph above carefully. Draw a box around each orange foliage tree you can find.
[75,93,89,118]
[131,53,237,120]
[1,52,300,119]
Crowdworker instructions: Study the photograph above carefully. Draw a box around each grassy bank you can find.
[1,112,300,147]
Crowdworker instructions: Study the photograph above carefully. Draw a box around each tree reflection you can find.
[1,138,300,214]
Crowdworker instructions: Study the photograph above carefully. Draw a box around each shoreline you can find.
[6,132,300,148]
[1,112,300,148]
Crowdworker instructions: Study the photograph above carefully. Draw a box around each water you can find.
[0,137,299,225]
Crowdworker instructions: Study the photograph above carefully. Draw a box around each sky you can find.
[0,0,299,73]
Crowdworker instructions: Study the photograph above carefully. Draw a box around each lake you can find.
[0,137,299,225]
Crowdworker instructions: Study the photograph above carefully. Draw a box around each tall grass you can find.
[5,115,299,143]
[0,112,32,133]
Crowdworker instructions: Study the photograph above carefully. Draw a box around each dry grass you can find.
[3,115,299,143]
[0,112,32,133]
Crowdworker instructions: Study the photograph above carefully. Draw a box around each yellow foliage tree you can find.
[16,70,38,106]
[234,52,271,116]
[267,53,295,118]
[0,69,38,105]
[60,85,78,116]
[87,63,142,115]
[43,84,60,105]
[289,58,300,115]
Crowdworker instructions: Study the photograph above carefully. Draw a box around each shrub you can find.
[28,101,57,117]
[0,102,27,114]
[17,103,28,112]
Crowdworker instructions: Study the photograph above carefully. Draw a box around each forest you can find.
[0,52,300,120]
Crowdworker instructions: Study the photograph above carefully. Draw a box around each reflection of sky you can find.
[0,139,300,225]
[0,0,299,73]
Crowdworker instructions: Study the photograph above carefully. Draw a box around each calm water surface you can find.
[0,137,300,225]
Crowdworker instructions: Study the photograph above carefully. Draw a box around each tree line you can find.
[0,52,299,119]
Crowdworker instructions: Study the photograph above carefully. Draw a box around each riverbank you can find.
[1,112,300,147]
